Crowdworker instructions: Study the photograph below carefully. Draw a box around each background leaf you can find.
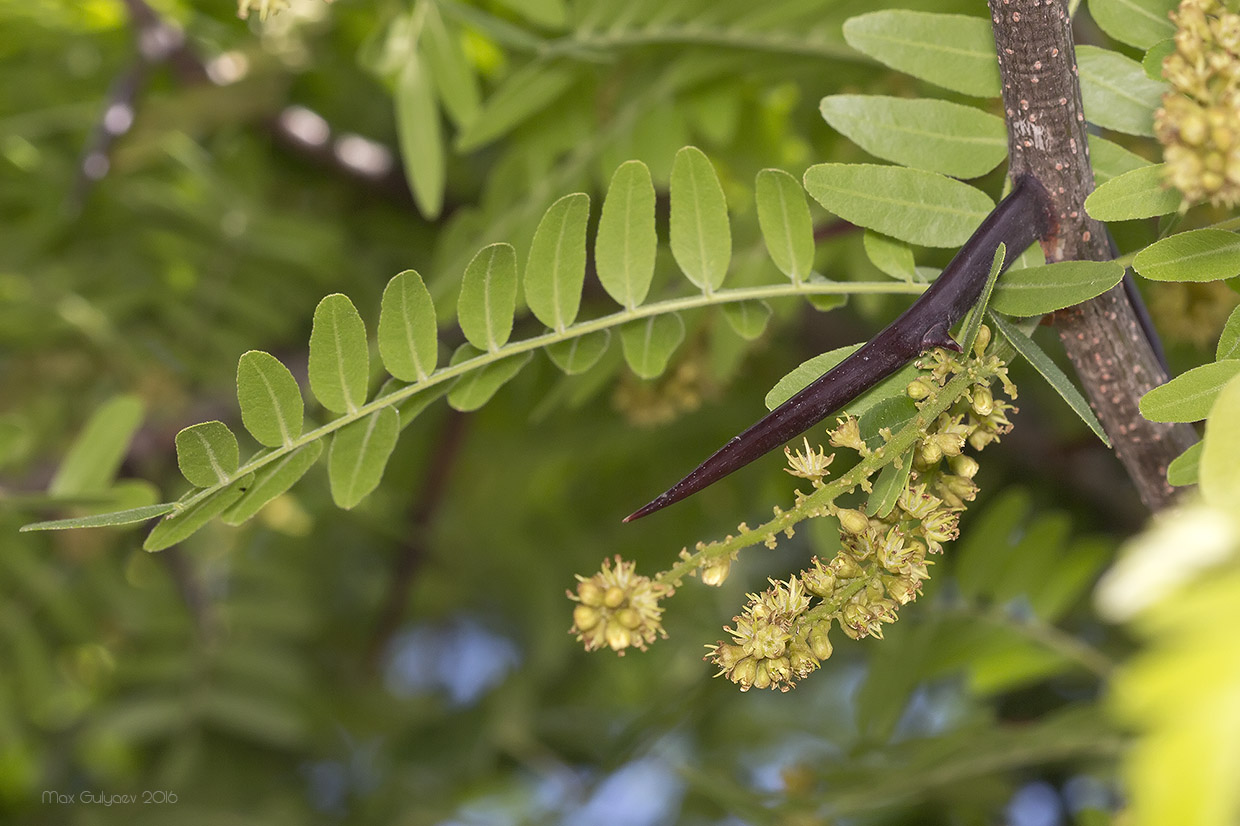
[455,63,575,152]
[596,160,657,308]
[395,52,444,219]
[1085,164,1181,221]
[1140,361,1240,422]
[863,231,918,282]
[1088,0,1177,49]
[175,421,241,488]
[670,147,732,292]
[310,294,371,413]
[48,394,144,496]
[755,168,814,283]
[1218,305,1240,361]
[818,95,1007,179]
[379,270,438,383]
[1167,440,1202,486]
[1200,374,1240,508]
[237,351,304,448]
[328,406,400,510]
[841,11,1000,97]
[1089,135,1152,184]
[803,164,993,248]
[991,260,1125,316]
[1133,229,1240,282]
[620,314,686,379]
[546,330,610,375]
[525,193,590,331]
[721,301,773,341]
[1077,45,1166,136]
[990,312,1111,446]
[447,349,534,411]
[458,243,518,352]
[422,6,480,129]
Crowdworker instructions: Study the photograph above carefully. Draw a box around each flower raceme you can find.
[571,333,1019,691]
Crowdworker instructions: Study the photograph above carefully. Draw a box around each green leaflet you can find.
[818,95,1007,179]
[1133,229,1240,282]
[458,243,518,352]
[1167,440,1202,487]
[1139,360,1240,422]
[863,231,917,282]
[309,293,371,413]
[175,421,240,488]
[619,314,685,379]
[1218,305,1240,361]
[841,11,1000,97]
[546,330,610,375]
[1088,135,1152,184]
[20,503,177,533]
[1143,38,1176,82]
[803,164,993,248]
[422,5,480,129]
[222,442,324,525]
[764,344,921,417]
[991,260,1125,316]
[1085,164,1181,221]
[1200,374,1240,507]
[328,406,400,510]
[379,270,438,383]
[49,394,144,496]
[525,192,589,331]
[395,52,444,219]
[1077,45,1166,136]
[1088,0,1176,49]
[959,243,1005,358]
[721,300,772,341]
[595,160,657,309]
[144,475,253,552]
[455,63,575,152]
[447,346,533,411]
[755,168,815,283]
[859,396,918,450]
[670,146,732,292]
[237,350,304,448]
[869,449,913,519]
[989,312,1111,447]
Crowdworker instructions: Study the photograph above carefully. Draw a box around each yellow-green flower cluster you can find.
[1157,0,1240,206]
[706,576,833,692]
[569,556,673,655]
[708,333,1016,691]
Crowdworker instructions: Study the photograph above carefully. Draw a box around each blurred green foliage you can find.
[2,0,1238,824]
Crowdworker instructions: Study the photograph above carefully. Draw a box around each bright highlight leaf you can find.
[310,294,371,413]
[670,146,731,292]
[596,160,657,308]
[458,243,518,352]
[237,351,304,448]
[525,193,590,331]
[175,421,240,488]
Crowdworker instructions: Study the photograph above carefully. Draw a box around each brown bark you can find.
[988,0,1196,511]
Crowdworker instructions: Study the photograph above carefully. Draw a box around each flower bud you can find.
[919,439,943,465]
[577,581,604,607]
[906,378,933,400]
[808,626,833,660]
[605,624,632,651]
[711,643,746,670]
[971,385,994,417]
[603,585,626,609]
[934,432,965,458]
[731,656,758,689]
[831,554,863,579]
[802,561,837,598]
[751,661,772,690]
[973,324,992,357]
[836,508,870,535]
[949,455,979,478]
[701,557,732,587]
[615,608,641,629]
[573,604,601,631]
